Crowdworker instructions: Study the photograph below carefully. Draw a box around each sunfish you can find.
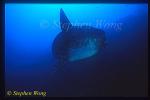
[52,9,106,64]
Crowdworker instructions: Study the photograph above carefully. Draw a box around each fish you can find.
[52,8,106,65]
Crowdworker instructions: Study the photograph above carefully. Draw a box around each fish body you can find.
[52,9,106,63]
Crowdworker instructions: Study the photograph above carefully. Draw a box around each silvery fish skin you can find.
[52,9,106,64]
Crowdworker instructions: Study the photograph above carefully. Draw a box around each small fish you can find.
[52,9,106,65]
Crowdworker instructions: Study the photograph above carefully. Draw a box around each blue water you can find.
[5,4,148,96]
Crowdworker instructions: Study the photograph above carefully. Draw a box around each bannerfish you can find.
[52,9,106,65]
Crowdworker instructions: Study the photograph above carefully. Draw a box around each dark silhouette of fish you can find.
[52,9,106,65]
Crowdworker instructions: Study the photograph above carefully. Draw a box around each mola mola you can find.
[52,9,106,64]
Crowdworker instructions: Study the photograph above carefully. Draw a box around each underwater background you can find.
[5,4,148,96]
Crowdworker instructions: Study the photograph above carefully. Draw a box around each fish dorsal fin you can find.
[60,8,72,32]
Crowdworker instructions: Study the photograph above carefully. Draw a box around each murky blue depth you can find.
[5,4,148,97]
